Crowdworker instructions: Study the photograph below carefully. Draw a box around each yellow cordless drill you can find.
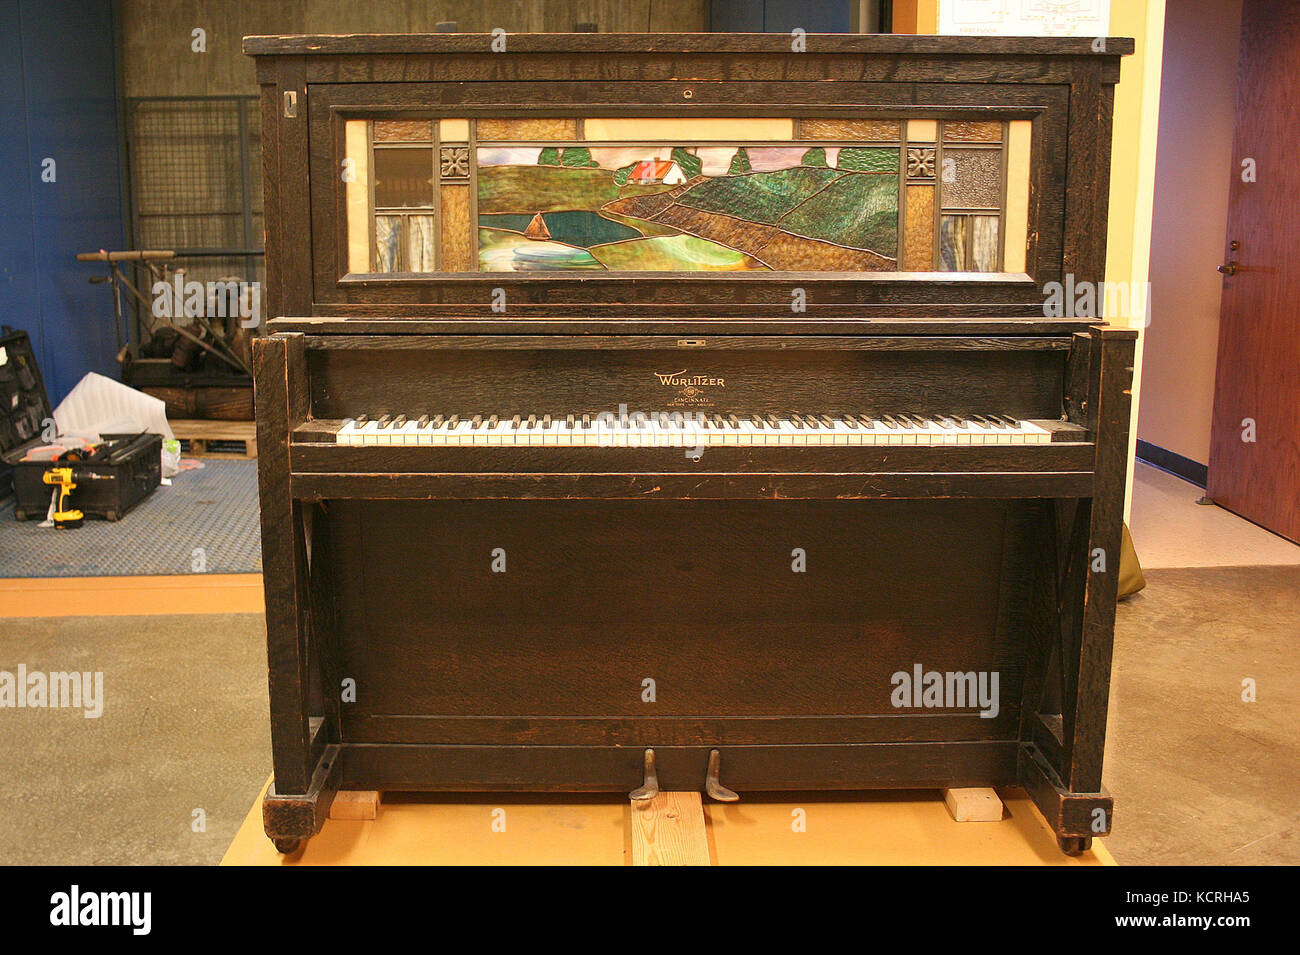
[42,467,85,529]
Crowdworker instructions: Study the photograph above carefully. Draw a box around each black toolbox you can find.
[0,325,52,499]
[8,433,163,522]
[0,325,163,522]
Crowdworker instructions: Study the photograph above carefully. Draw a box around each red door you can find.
[1208,0,1300,542]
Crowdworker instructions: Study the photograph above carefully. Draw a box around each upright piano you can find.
[245,32,1135,855]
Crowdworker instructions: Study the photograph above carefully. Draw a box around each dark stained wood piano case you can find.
[245,33,1135,855]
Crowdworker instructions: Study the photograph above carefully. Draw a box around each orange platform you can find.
[222,778,1116,866]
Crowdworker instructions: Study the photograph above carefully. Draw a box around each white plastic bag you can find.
[53,373,174,440]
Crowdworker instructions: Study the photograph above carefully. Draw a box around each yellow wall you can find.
[1107,1,1167,516]
[895,0,1167,519]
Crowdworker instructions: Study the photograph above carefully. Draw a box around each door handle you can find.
[1219,239,1240,275]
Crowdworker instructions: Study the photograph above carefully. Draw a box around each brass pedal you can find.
[704,749,739,802]
[629,749,660,801]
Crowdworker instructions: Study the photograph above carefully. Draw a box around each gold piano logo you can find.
[654,369,725,408]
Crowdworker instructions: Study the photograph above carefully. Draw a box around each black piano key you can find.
[542,414,552,428]
[376,414,393,429]
[843,415,859,429]
[581,414,590,428]
[791,415,804,429]
[854,414,874,428]
[416,414,429,427]
[447,415,459,428]
[881,415,900,429]
[938,415,957,430]
[392,414,407,429]
[818,415,834,428]
[766,414,780,429]
[471,415,483,428]
[566,414,575,429]
[512,414,522,428]
[432,414,444,428]
[353,414,368,426]
[487,415,499,428]
[526,415,536,428]
[727,415,739,429]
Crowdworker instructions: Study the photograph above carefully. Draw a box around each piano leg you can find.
[255,334,340,854]
[1016,330,1134,855]
[262,743,342,853]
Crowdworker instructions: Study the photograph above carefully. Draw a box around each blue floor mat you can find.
[0,460,262,577]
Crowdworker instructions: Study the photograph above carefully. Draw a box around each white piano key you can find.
[334,412,1062,449]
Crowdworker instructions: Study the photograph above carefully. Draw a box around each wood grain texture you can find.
[244,34,1135,57]
[1208,0,1300,542]
[632,792,710,866]
[248,36,1134,856]
[297,75,1069,314]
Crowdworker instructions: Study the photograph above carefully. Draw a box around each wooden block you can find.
[329,790,381,821]
[944,787,1004,822]
[630,792,711,866]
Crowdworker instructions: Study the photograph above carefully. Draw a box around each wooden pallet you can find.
[171,419,258,459]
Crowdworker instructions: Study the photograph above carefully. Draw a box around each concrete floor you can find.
[1107,565,1300,863]
[0,462,1296,864]
[0,613,269,865]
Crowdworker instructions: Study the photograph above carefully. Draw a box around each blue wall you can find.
[0,0,124,406]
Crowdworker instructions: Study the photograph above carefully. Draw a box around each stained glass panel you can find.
[373,148,434,208]
[942,147,1001,210]
[940,215,967,271]
[904,183,934,271]
[477,144,899,272]
[373,120,432,143]
[348,116,1026,274]
[943,120,1002,143]
[971,215,999,271]
[375,215,403,271]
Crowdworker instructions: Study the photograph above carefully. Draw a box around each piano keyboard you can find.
[334,413,1053,447]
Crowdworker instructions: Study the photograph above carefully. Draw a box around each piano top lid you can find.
[242,32,1135,58]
